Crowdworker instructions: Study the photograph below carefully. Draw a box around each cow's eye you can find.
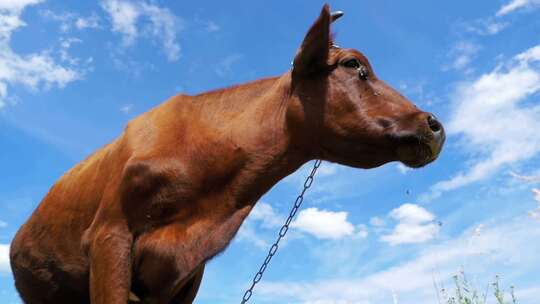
[342,59,370,80]
[358,65,369,80]
[342,58,360,69]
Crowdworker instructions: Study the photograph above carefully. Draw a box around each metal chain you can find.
[240,159,322,304]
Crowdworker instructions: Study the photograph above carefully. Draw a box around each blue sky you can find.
[1,0,540,303]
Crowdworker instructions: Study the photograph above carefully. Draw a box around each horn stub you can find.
[331,11,344,22]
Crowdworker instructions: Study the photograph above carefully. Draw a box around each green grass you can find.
[435,271,517,304]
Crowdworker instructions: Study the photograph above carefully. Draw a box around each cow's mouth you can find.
[396,142,434,168]
[392,130,444,168]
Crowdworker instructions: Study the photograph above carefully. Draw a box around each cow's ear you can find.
[292,4,334,76]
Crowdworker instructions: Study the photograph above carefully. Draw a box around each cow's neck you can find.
[196,72,314,208]
[169,73,317,270]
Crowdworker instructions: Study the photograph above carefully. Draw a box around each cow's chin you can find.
[396,143,434,168]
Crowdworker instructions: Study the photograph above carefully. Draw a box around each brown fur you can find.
[10,5,444,304]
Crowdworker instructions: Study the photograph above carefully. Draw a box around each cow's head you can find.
[287,4,444,169]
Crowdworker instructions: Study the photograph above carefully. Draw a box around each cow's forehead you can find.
[329,47,370,64]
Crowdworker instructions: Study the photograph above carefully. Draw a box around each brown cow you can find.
[10,5,444,304]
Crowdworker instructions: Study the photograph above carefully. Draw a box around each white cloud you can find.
[396,163,411,174]
[258,217,540,304]
[0,0,42,40]
[389,203,435,224]
[464,19,508,36]
[59,37,82,65]
[445,41,480,73]
[317,162,340,177]
[0,243,10,274]
[0,0,42,12]
[516,44,540,62]
[382,222,439,246]
[236,202,284,249]
[281,161,348,206]
[0,50,80,90]
[285,161,340,187]
[40,10,101,32]
[529,188,540,220]
[425,44,540,200]
[238,203,366,247]
[205,21,220,32]
[215,53,243,77]
[39,10,71,32]
[100,0,182,61]
[369,216,385,227]
[120,103,133,114]
[481,21,507,35]
[510,171,540,183]
[74,14,100,30]
[100,0,138,43]
[381,204,439,245]
[236,222,270,249]
[355,224,369,239]
[497,0,540,16]
[248,202,283,229]
[534,188,540,202]
[292,208,356,240]
[0,220,6,228]
[519,286,540,304]
[0,0,81,108]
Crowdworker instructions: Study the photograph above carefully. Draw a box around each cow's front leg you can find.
[85,223,133,304]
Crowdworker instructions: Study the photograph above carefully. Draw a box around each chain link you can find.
[240,159,322,304]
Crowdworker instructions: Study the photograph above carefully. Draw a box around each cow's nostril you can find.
[427,115,442,132]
